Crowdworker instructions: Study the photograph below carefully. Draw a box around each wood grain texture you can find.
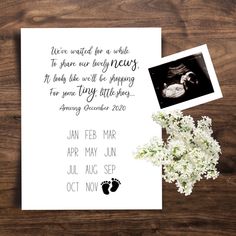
[0,0,235,235]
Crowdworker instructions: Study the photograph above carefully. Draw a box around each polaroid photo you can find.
[149,44,223,110]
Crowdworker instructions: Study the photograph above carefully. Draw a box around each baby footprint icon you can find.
[101,181,111,195]
[110,178,121,192]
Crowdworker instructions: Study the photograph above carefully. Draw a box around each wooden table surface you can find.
[0,0,235,235]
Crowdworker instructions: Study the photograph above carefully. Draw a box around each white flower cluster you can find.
[135,110,221,196]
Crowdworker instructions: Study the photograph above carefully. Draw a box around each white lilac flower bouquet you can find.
[135,110,221,196]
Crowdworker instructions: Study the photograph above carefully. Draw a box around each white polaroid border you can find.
[149,44,223,111]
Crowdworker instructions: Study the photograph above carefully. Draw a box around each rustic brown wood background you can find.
[0,0,235,235]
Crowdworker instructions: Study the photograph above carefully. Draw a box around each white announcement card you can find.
[21,28,162,210]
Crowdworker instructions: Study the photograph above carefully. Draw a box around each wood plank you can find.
[0,0,235,235]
